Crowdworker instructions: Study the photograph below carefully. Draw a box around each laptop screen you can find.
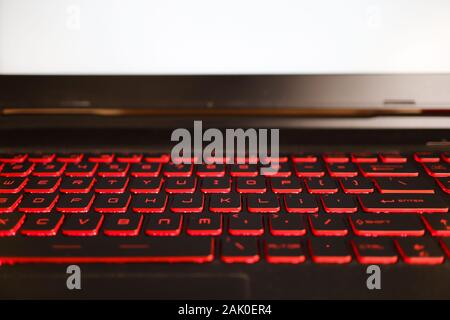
[1,0,450,75]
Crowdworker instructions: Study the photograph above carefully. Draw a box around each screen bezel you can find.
[1,74,450,112]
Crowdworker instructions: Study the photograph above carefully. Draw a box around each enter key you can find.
[358,194,448,213]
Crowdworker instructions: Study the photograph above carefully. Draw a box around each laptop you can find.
[0,0,450,299]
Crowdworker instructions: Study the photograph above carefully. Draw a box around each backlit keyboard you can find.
[0,151,450,265]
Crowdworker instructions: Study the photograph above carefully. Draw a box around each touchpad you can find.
[1,267,251,299]
[81,273,251,299]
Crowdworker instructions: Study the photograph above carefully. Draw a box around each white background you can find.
[1,0,450,74]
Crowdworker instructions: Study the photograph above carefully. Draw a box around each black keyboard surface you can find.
[0,151,450,265]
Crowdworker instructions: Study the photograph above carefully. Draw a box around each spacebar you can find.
[0,237,214,264]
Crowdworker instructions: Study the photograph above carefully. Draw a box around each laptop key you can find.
[115,153,143,163]
[65,162,98,177]
[56,153,83,163]
[196,164,225,177]
[0,163,34,177]
[103,214,143,236]
[379,152,408,163]
[145,214,183,236]
[305,177,339,194]
[260,163,292,177]
[284,194,318,213]
[351,238,398,264]
[163,163,193,177]
[0,194,22,213]
[200,177,231,193]
[358,194,448,213]
[28,153,55,163]
[261,155,290,163]
[94,193,131,213]
[0,177,27,193]
[209,193,242,213]
[294,163,325,177]
[229,164,258,177]
[0,153,27,163]
[170,193,204,213]
[129,177,163,193]
[19,193,59,213]
[422,162,450,177]
[291,153,317,163]
[247,193,280,213]
[422,214,450,236]
[165,177,197,193]
[374,177,435,194]
[436,177,450,194]
[132,194,168,213]
[350,214,425,237]
[269,213,306,236]
[33,162,66,177]
[0,236,214,264]
[234,155,258,164]
[351,152,378,163]
[339,177,374,194]
[321,194,357,213]
[97,163,129,177]
[323,152,349,163]
[20,213,64,236]
[309,238,352,264]
[0,213,26,236]
[414,152,441,163]
[130,163,161,177]
[308,214,348,236]
[359,163,418,177]
[24,177,60,193]
[61,213,104,236]
[95,177,129,193]
[229,213,264,236]
[439,238,450,258]
[60,177,95,193]
[236,177,266,193]
[442,152,450,163]
[56,193,95,213]
[221,237,260,263]
[265,238,306,264]
[86,153,114,163]
[144,153,170,163]
[187,214,222,236]
[396,238,445,265]
[327,163,358,177]
[271,177,302,194]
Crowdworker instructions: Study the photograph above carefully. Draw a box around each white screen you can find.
[1,0,450,75]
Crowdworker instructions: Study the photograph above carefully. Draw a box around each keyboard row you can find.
[1,235,450,265]
[1,176,450,195]
[1,212,450,237]
[1,161,450,178]
[1,151,450,164]
[1,192,448,214]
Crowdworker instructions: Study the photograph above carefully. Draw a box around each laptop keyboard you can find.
[0,151,450,265]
